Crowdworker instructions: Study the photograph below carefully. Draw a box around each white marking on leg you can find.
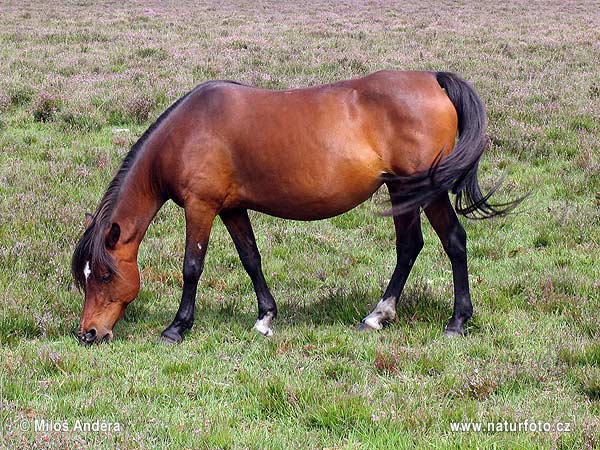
[197,243,202,251]
[83,261,91,282]
[253,314,274,337]
[362,296,396,330]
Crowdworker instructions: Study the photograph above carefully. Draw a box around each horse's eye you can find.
[100,273,111,283]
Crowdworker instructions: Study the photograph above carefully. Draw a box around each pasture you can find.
[1,0,599,448]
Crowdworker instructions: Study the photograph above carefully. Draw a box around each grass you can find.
[1,0,599,448]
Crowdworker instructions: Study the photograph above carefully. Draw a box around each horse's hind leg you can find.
[221,209,277,336]
[359,184,424,330]
[160,203,216,344]
[424,193,472,337]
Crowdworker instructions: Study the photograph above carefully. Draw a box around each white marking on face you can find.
[253,315,274,337]
[197,243,202,251]
[362,296,396,329]
[84,261,91,282]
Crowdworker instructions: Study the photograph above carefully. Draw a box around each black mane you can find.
[71,80,250,289]
[71,87,196,289]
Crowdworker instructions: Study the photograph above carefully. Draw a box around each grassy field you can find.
[1,0,599,448]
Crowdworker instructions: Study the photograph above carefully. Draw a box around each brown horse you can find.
[72,70,520,345]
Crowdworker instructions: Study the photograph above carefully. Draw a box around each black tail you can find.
[386,71,525,219]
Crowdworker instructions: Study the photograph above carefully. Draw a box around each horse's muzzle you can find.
[78,328,112,345]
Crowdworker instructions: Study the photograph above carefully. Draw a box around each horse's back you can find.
[200,70,456,170]
[157,71,458,218]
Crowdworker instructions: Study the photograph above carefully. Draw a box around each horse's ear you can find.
[85,213,93,230]
[105,223,121,249]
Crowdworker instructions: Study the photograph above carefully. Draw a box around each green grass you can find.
[1,0,600,448]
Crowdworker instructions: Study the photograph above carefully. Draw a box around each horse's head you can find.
[73,214,140,345]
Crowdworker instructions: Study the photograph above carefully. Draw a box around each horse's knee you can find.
[183,257,203,283]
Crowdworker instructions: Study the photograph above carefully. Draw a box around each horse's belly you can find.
[241,167,383,221]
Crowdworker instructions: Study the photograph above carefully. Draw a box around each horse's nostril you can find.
[83,328,97,343]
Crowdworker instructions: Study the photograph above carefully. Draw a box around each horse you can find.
[72,70,521,345]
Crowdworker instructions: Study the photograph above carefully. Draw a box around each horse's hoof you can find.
[443,327,465,338]
[253,318,274,337]
[356,322,377,332]
[254,326,273,337]
[158,331,183,344]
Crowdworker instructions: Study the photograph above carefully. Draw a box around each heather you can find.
[1,1,599,448]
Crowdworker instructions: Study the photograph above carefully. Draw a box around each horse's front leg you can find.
[160,203,216,343]
[220,208,277,336]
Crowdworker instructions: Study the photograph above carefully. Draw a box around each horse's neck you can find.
[110,156,164,250]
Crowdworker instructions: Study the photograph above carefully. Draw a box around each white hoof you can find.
[362,316,384,330]
[360,297,396,330]
[444,327,465,338]
[356,321,378,332]
[253,317,274,337]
